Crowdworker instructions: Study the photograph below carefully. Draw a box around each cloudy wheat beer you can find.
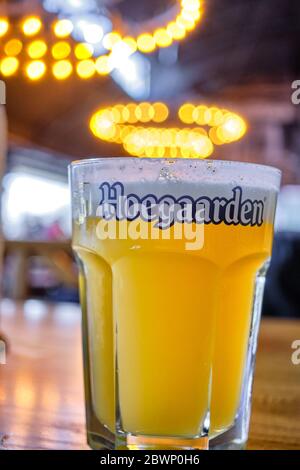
[70,158,281,450]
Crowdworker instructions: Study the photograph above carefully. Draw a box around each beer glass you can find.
[70,158,281,450]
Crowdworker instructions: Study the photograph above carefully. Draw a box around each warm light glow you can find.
[179,103,195,124]
[153,29,172,48]
[25,60,46,81]
[0,18,9,38]
[0,57,19,77]
[137,34,156,53]
[95,55,112,75]
[53,19,73,38]
[90,102,247,159]
[4,39,23,57]
[22,16,42,37]
[152,102,169,123]
[103,32,121,50]
[74,43,94,60]
[135,103,155,122]
[0,1,204,81]
[167,22,186,40]
[76,59,95,79]
[27,40,47,59]
[51,41,71,60]
[123,37,137,54]
[52,60,73,80]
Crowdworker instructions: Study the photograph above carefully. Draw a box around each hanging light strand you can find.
[90,103,247,159]
[0,1,204,81]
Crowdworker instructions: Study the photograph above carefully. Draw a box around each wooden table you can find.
[0,300,299,450]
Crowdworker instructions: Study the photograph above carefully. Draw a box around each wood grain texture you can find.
[0,300,299,450]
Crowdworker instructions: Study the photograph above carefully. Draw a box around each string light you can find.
[74,43,94,60]
[90,103,247,159]
[137,34,156,53]
[76,59,95,79]
[52,60,73,80]
[51,41,71,60]
[4,39,23,57]
[27,40,48,59]
[0,18,9,38]
[103,32,122,50]
[0,57,19,77]
[0,0,204,80]
[22,16,42,37]
[53,19,73,38]
[95,55,112,75]
[153,29,172,48]
[25,60,46,81]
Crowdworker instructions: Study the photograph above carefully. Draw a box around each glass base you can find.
[209,427,247,450]
[116,433,209,450]
[209,438,246,450]
[87,431,114,450]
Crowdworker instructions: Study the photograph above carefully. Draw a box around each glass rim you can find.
[70,156,281,178]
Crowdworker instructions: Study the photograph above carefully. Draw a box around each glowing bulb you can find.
[152,102,169,123]
[167,22,186,40]
[176,15,196,31]
[221,115,247,141]
[0,18,9,37]
[27,40,47,59]
[153,28,172,48]
[103,32,121,50]
[182,0,201,10]
[22,17,42,37]
[4,39,23,57]
[26,60,46,81]
[95,56,112,75]
[123,37,137,54]
[75,43,94,60]
[0,57,19,77]
[52,60,73,80]
[179,103,195,124]
[53,19,73,38]
[52,42,71,60]
[125,104,138,124]
[137,34,156,53]
[76,60,95,79]
[135,103,154,122]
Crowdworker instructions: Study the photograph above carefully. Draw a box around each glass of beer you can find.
[70,158,281,450]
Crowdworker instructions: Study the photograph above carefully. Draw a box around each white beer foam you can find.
[71,157,281,191]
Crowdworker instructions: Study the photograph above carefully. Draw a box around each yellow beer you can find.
[71,158,280,449]
[74,219,273,436]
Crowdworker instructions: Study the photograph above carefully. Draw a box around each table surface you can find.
[0,300,299,450]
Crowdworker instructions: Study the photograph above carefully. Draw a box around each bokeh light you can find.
[0,57,19,77]
[74,43,94,60]
[76,59,95,79]
[51,41,71,60]
[95,56,112,75]
[27,40,48,59]
[137,34,156,53]
[90,102,247,159]
[103,32,121,50]
[52,60,73,80]
[4,39,23,57]
[22,16,42,37]
[0,18,9,38]
[25,60,46,81]
[53,19,73,38]
[153,29,172,48]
